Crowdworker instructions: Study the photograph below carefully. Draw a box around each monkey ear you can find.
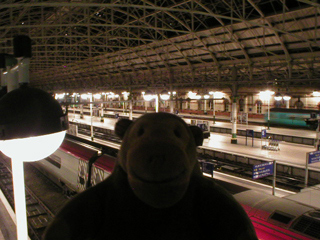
[189,125,204,146]
[115,119,133,139]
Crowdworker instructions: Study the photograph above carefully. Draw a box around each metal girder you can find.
[0,0,319,94]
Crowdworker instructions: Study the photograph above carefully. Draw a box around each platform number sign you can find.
[261,129,267,138]
[201,161,214,177]
[252,161,274,180]
[308,151,320,164]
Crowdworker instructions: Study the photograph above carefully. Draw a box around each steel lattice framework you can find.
[0,0,319,94]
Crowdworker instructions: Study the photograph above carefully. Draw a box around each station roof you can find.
[0,0,319,94]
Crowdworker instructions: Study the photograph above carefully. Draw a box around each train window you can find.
[45,155,61,169]
[270,211,294,225]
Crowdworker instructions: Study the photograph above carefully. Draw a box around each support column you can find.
[244,95,248,113]
[129,100,133,120]
[100,103,104,122]
[169,86,174,114]
[80,104,84,119]
[231,96,238,144]
[155,94,159,113]
[286,100,290,109]
[230,69,238,144]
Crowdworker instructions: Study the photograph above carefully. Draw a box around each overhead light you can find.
[160,90,170,100]
[0,86,68,240]
[188,91,201,100]
[93,93,101,99]
[274,93,282,101]
[0,35,68,240]
[283,94,291,101]
[258,90,274,101]
[0,87,68,161]
[312,91,320,97]
[143,90,155,101]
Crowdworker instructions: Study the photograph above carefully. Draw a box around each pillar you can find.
[231,96,238,144]
[100,103,104,122]
[129,100,133,120]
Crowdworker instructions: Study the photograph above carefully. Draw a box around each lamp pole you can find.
[11,160,29,240]
[0,36,68,240]
[155,94,159,113]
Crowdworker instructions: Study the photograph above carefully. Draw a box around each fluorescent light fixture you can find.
[1,131,66,161]
[259,90,275,101]
[283,95,291,101]
[143,90,155,101]
[312,91,320,97]
[160,90,170,100]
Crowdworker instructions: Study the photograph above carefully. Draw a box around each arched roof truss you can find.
[0,0,319,93]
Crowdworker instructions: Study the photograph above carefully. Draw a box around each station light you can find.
[122,91,130,100]
[259,90,274,129]
[93,93,101,100]
[283,95,291,101]
[160,90,170,101]
[81,93,90,99]
[0,87,68,240]
[312,91,320,97]
[55,93,66,100]
[274,93,283,101]
[0,35,68,240]
[258,90,275,101]
[143,90,155,101]
[188,91,201,100]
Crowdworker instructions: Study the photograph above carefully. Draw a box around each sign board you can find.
[202,162,214,177]
[308,151,320,164]
[246,129,254,137]
[253,161,274,180]
[261,129,267,138]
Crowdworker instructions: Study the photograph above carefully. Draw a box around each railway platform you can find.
[68,108,317,145]
[68,113,320,170]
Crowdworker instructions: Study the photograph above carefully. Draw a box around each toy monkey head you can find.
[115,113,203,208]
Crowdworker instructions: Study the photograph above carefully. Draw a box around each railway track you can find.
[72,123,318,192]
[0,156,67,240]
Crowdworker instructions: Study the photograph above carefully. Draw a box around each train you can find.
[34,139,116,196]
[266,108,319,130]
[34,139,320,240]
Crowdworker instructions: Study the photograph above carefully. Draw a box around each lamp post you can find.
[0,36,68,240]
[209,91,224,124]
[203,93,209,115]
[283,94,291,109]
[160,90,170,112]
[0,88,68,240]
[259,90,274,130]
[143,90,158,112]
